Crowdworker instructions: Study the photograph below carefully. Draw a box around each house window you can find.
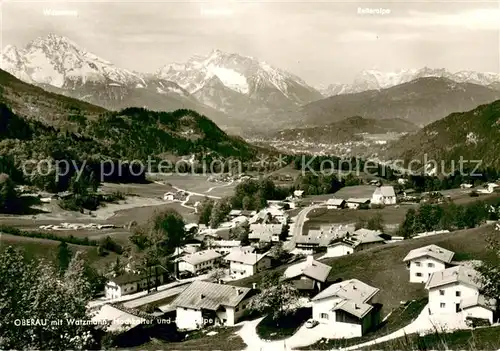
[428,263,435,268]
[456,291,461,297]
[320,313,329,320]
[439,290,445,296]
[416,272,422,277]
[440,303,446,308]
[415,262,421,267]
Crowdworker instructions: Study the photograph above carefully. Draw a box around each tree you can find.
[477,230,500,319]
[268,242,291,264]
[209,268,226,282]
[0,247,99,349]
[209,198,231,228]
[400,208,417,238]
[247,271,300,322]
[367,214,384,231]
[57,241,72,272]
[197,198,214,225]
[0,173,19,213]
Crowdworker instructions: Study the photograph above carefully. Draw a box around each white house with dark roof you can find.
[327,241,355,257]
[104,266,167,299]
[311,279,381,338]
[178,250,222,275]
[249,223,283,243]
[403,245,455,283]
[283,255,332,293]
[225,250,271,278]
[172,281,253,330]
[351,228,385,251]
[425,266,496,324]
[326,198,346,209]
[371,186,396,205]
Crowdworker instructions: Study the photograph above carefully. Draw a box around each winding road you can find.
[284,204,322,251]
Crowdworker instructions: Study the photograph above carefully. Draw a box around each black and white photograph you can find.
[1,0,500,349]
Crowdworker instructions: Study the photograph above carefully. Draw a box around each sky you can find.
[2,0,500,86]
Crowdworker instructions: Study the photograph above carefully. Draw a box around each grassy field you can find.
[366,325,500,350]
[0,233,119,269]
[231,224,498,316]
[148,174,237,198]
[256,307,312,341]
[135,326,246,350]
[332,185,376,199]
[305,204,416,230]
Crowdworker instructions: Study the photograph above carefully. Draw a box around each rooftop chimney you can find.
[237,288,243,295]
[354,303,360,309]
[306,255,314,264]
[201,294,205,299]
[252,283,257,289]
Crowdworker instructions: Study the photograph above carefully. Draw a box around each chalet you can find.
[178,250,222,275]
[91,304,148,344]
[184,223,199,234]
[350,229,385,251]
[477,183,499,194]
[403,245,455,283]
[225,250,271,278]
[311,279,381,339]
[371,186,396,205]
[283,255,332,294]
[325,198,346,209]
[296,225,355,254]
[460,183,473,189]
[104,266,168,299]
[208,240,242,255]
[172,281,254,330]
[346,198,371,209]
[426,266,496,324]
[369,179,381,186]
[326,241,355,258]
[248,223,283,243]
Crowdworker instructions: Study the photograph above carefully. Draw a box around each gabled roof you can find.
[225,250,269,265]
[347,198,371,204]
[332,299,374,319]
[460,294,497,312]
[403,244,454,263]
[283,258,332,283]
[326,198,346,206]
[311,278,380,303]
[425,266,482,290]
[171,281,252,310]
[110,266,167,285]
[352,229,385,245]
[373,186,396,197]
[92,305,146,333]
[229,209,242,216]
[180,250,222,266]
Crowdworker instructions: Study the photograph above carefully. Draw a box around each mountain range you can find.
[1,34,322,132]
[320,67,500,97]
[298,77,500,127]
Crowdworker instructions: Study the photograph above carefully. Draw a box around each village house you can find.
[163,192,176,201]
[296,225,355,254]
[172,281,254,330]
[350,228,385,251]
[228,209,242,218]
[477,183,499,194]
[326,241,355,257]
[311,279,381,339]
[225,250,271,278]
[104,266,168,299]
[207,240,242,255]
[346,198,371,209]
[371,186,397,205]
[283,255,332,294]
[178,250,222,275]
[248,223,284,243]
[91,304,148,344]
[325,198,346,210]
[403,245,455,283]
[425,266,496,324]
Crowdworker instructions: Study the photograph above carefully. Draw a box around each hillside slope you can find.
[270,116,419,144]
[299,78,500,127]
[386,100,500,169]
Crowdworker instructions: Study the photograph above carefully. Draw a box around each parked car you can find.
[305,319,319,329]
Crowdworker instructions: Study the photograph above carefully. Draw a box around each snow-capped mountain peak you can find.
[319,67,500,97]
